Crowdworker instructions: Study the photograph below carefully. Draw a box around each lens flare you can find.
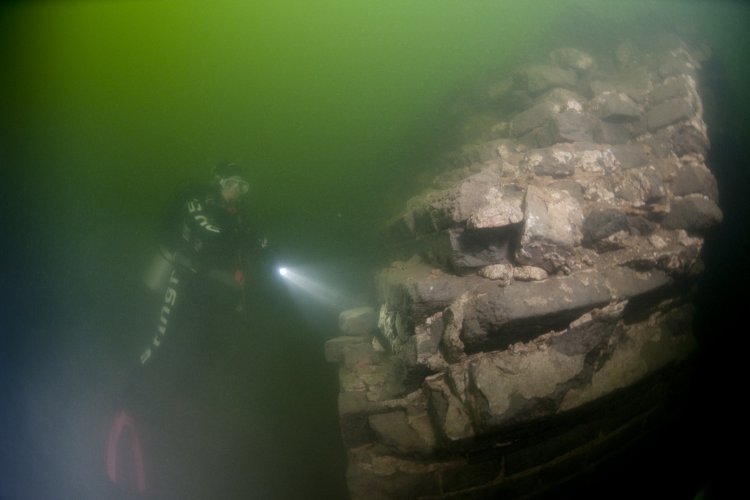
[279,267,289,277]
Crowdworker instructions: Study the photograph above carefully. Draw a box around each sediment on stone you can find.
[328,33,721,499]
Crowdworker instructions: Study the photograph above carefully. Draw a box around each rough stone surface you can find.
[549,110,599,143]
[662,195,723,232]
[339,307,378,336]
[550,47,595,71]
[332,34,721,500]
[516,185,584,272]
[395,312,448,374]
[511,88,587,139]
[396,167,525,236]
[514,64,578,95]
[560,304,697,410]
[672,159,719,200]
[346,446,443,500]
[368,410,436,455]
[513,265,549,281]
[457,266,671,352]
[325,335,370,363]
[583,208,630,244]
[590,91,642,122]
[650,78,691,105]
[466,184,525,229]
[424,374,475,442]
[594,121,634,144]
[477,263,514,285]
[611,143,650,169]
[522,147,577,178]
[646,97,694,131]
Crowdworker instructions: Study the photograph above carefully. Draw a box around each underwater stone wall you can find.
[325,34,720,499]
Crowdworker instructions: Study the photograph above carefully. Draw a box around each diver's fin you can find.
[106,410,146,494]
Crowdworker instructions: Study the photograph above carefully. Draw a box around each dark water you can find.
[2,1,749,499]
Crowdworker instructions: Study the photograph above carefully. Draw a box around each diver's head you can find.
[213,161,249,203]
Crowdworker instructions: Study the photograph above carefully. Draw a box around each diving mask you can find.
[219,176,250,195]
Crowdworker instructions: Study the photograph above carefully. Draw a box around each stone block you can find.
[672,161,719,200]
[522,147,576,178]
[593,121,634,144]
[478,264,514,285]
[514,64,578,95]
[398,167,522,236]
[466,184,525,229]
[583,208,629,244]
[658,53,697,79]
[647,97,694,131]
[339,341,405,402]
[339,307,378,336]
[368,410,436,455]
[511,101,557,137]
[376,259,487,325]
[518,124,558,148]
[346,446,443,500]
[670,121,710,158]
[325,335,370,363]
[516,185,584,272]
[662,195,723,232]
[598,265,672,300]
[560,304,698,411]
[469,346,586,429]
[435,300,696,436]
[611,143,650,169]
[395,312,448,374]
[590,91,642,122]
[522,143,618,178]
[458,271,612,352]
[338,391,381,447]
[613,166,666,206]
[456,266,671,353]
[511,88,586,138]
[604,230,703,276]
[549,110,599,143]
[339,389,435,448]
[513,265,549,281]
[424,373,475,442]
[650,78,691,106]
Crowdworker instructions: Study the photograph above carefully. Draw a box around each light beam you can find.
[276,265,348,308]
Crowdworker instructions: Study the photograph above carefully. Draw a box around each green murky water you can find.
[2,1,748,498]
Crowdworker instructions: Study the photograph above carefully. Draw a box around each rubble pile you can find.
[326,34,721,499]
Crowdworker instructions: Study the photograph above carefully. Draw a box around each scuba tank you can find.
[143,246,176,293]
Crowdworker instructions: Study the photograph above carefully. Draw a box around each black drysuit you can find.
[108,184,256,499]
[137,183,252,398]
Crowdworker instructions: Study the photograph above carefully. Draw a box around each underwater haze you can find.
[2,1,749,499]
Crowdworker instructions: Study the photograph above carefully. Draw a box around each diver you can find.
[139,160,256,369]
[107,161,264,498]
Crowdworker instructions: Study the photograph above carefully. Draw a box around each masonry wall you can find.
[326,33,720,499]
